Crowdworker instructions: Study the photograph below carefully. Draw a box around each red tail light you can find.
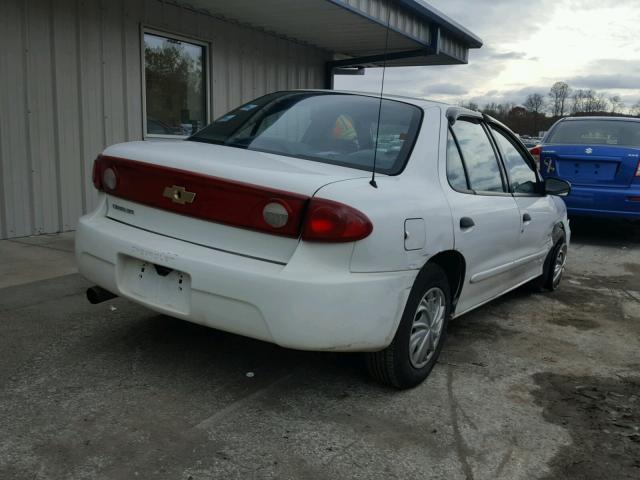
[92,155,308,237]
[301,198,373,242]
[529,146,541,168]
[92,155,373,242]
[93,155,119,192]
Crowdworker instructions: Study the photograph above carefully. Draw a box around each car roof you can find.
[560,116,640,123]
[291,88,460,110]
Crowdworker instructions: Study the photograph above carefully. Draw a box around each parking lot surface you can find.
[1,219,638,480]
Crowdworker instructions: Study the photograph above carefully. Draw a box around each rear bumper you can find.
[75,211,416,352]
[564,184,640,219]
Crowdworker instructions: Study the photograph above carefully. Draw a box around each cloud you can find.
[565,0,639,7]
[565,59,640,90]
[336,59,503,102]
[337,0,640,110]
[578,58,640,73]
[424,0,560,43]
[422,83,468,95]
[455,85,550,109]
[620,93,640,106]
[489,51,527,60]
[569,74,640,90]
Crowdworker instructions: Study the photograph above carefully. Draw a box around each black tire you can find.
[531,238,567,292]
[366,264,451,389]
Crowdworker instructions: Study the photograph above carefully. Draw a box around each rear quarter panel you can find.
[315,106,454,273]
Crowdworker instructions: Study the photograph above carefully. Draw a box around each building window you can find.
[143,31,207,137]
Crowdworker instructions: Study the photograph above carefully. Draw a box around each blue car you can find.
[533,117,640,219]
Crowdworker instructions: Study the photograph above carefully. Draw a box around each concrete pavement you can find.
[0,232,76,289]
[0,219,638,479]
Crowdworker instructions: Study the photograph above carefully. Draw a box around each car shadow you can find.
[77,217,639,392]
[95,311,369,390]
[568,216,640,246]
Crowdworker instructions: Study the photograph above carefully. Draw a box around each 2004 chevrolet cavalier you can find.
[77,91,571,389]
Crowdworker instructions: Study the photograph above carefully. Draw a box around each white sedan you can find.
[76,91,571,389]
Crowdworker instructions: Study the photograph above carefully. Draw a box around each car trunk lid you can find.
[541,144,640,187]
[99,141,368,263]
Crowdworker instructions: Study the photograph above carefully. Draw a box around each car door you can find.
[443,118,522,315]
[489,125,556,283]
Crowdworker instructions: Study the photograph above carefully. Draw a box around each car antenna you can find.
[370,0,392,189]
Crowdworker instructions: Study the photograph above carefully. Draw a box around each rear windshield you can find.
[546,119,640,147]
[188,92,423,175]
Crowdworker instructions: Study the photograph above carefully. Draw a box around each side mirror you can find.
[545,177,571,197]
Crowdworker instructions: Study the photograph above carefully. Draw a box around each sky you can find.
[334,0,640,111]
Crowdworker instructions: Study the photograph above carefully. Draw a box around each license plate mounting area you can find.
[118,255,191,314]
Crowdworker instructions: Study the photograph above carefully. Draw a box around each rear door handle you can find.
[523,213,532,222]
[460,217,475,229]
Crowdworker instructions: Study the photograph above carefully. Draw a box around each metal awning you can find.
[174,0,482,67]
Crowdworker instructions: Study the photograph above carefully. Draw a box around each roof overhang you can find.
[172,0,482,67]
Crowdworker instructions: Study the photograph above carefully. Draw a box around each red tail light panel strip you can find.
[95,155,309,238]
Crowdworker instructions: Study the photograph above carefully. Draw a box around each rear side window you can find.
[452,120,505,193]
[491,127,538,194]
[546,119,640,147]
[189,92,423,175]
[446,130,469,191]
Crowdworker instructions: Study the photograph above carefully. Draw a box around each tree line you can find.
[459,81,640,136]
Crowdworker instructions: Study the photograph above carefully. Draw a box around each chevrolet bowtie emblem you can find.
[162,185,196,205]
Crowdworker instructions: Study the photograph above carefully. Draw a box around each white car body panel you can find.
[77,198,414,351]
[76,93,570,352]
[102,141,368,263]
[345,107,455,273]
[444,191,524,312]
[104,140,369,196]
[107,196,299,264]
[512,195,558,265]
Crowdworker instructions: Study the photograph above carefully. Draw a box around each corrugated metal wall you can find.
[336,0,430,45]
[0,0,329,239]
[335,0,469,62]
[439,31,468,63]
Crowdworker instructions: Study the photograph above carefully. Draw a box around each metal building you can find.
[0,0,481,239]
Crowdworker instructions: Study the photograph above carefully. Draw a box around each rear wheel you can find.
[366,264,450,389]
[549,241,568,290]
[532,238,567,291]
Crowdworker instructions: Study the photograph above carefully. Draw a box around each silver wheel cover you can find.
[409,287,446,369]
[553,244,567,287]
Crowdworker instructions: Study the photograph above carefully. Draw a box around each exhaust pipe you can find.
[86,286,117,304]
